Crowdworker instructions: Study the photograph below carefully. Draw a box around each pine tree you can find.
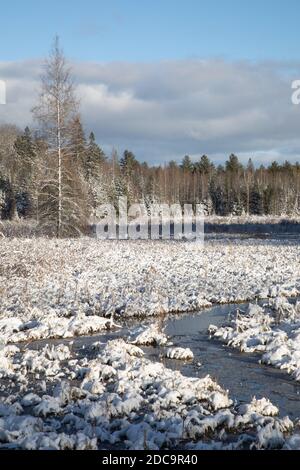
[119,150,139,203]
[249,184,264,215]
[0,173,13,219]
[0,124,22,219]
[85,132,106,180]
[14,127,36,217]
[70,115,86,166]
[180,155,193,172]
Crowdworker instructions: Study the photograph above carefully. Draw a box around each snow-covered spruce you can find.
[208,297,300,381]
[0,337,299,450]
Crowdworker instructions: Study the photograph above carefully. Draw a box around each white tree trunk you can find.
[57,100,62,237]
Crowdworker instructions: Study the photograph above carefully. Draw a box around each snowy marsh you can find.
[0,236,299,449]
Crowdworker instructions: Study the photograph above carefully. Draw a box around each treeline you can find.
[0,39,300,237]
[1,125,300,223]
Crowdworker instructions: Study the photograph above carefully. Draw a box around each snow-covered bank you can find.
[205,215,300,225]
[0,238,299,342]
[0,332,299,450]
[209,298,300,382]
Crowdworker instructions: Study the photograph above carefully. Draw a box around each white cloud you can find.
[1,58,300,165]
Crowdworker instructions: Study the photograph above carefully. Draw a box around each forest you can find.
[0,39,300,236]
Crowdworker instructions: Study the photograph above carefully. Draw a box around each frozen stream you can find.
[26,300,300,421]
[162,303,300,420]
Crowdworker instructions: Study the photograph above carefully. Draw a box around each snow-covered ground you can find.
[1,326,300,450]
[205,215,300,225]
[0,237,299,449]
[0,238,299,343]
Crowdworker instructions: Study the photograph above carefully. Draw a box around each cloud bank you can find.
[0,58,300,165]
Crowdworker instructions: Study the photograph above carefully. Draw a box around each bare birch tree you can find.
[33,36,87,236]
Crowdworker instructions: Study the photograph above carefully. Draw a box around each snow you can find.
[0,311,116,345]
[0,237,299,449]
[0,238,298,335]
[209,297,300,382]
[131,323,169,346]
[164,347,194,360]
[0,332,299,450]
[238,397,279,417]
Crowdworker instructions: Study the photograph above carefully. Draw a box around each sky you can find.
[1,0,300,164]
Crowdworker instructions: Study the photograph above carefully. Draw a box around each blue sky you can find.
[1,0,300,62]
[1,1,300,164]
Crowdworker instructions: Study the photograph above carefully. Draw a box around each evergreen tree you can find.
[249,184,264,215]
[70,115,86,166]
[14,126,36,217]
[0,173,13,220]
[85,132,106,180]
[119,150,139,203]
[180,155,193,172]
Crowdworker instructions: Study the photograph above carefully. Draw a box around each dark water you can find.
[91,220,300,242]
[160,303,300,420]
[27,301,300,420]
